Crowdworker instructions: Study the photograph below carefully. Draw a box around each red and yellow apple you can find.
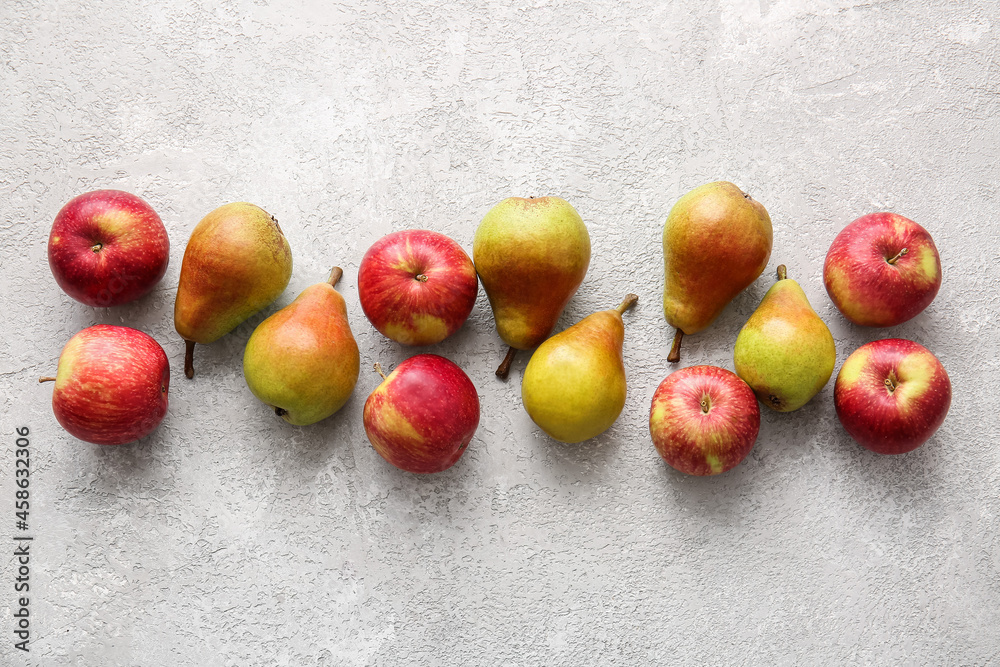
[363,354,480,473]
[823,212,941,327]
[649,365,760,476]
[42,325,170,445]
[48,190,170,307]
[834,338,951,454]
[358,230,478,346]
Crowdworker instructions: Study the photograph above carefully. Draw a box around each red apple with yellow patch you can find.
[40,325,170,445]
[363,354,479,473]
[358,230,478,346]
[824,212,941,327]
[48,190,170,307]
[649,365,760,476]
[834,338,951,454]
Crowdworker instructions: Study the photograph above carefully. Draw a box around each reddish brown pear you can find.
[473,196,591,379]
[662,181,772,363]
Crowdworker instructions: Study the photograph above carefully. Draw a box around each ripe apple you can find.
[363,354,480,473]
[41,325,170,445]
[48,190,170,307]
[834,338,951,454]
[823,212,941,327]
[358,230,478,345]
[649,365,760,476]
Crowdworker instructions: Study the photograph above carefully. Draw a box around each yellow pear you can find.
[521,294,638,443]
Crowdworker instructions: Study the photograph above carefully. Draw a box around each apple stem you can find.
[328,266,343,287]
[615,293,639,315]
[38,376,56,383]
[884,371,898,393]
[91,243,103,253]
[701,396,711,413]
[887,248,908,265]
[415,274,428,282]
[777,265,787,281]
[184,340,196,379]
[495,347,517,380]
[667,329,683,363]
[373,362,387,380]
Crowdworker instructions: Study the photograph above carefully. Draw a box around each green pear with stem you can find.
[474,196,591,379]
[733,265,836,412]
[242,267,360,426]
[521,293,638,443]
[175,202,293,378]
[663,181,772,363]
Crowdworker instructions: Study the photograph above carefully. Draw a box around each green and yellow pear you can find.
[521,293,638,443]
[474,196,591,378]
[733,265,836,412]
[663,181,772,362]
[175,202,293,378]
[243,267,360,426]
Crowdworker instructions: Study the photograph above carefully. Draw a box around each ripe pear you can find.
[242,267,360,426]
[175,202,293,378]
[662,181,772,362]
[473,196,591,378]
[521,293,638,443]
[733,265,836,412]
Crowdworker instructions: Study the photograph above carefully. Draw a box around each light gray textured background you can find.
[2,1,999,665]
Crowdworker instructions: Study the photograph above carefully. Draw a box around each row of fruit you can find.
[41,183,951,475]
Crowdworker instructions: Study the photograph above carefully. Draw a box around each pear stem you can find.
[615,293,639,315]
[496,347,517,380]
[184,340,196,379]
[887,248,908,265]
[328,266,343,287]
[39,376,56,383]
[373,362,387,380]
[777,265,787,281]
[667,329,683,363]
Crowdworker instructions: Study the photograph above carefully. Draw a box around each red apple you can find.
[823,212,941,327]
[649,365,760,476]
[363,354,480,473]
[41,325,170,445]
[48,189,170,307]
[358,230,478,345]
[834,338,951,454]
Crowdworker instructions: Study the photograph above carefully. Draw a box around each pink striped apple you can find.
[363,354,479,473]
[649,365,760,476]
[834,338,951,454]
[41,325,170,445]
[358,230,478,345]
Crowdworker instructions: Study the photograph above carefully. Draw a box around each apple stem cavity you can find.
[777,264,787,281]
[615,293,639,316]
[667,329,684,363]
[887,248,909,265]
[496,347,517,379]
[373,362,387,381]
[328,266,343,287]
[184,340,196,379]
[38,376,56,383]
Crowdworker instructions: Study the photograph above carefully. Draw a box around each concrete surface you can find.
[2,1,999,665]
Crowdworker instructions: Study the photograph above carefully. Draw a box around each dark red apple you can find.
[358,230,477,345]
[48,189,170,307]
[363,354,480,473]
[41,325,170,445]
[834,338,951,454]
[649,365,760,476]
[823,212,941,327]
